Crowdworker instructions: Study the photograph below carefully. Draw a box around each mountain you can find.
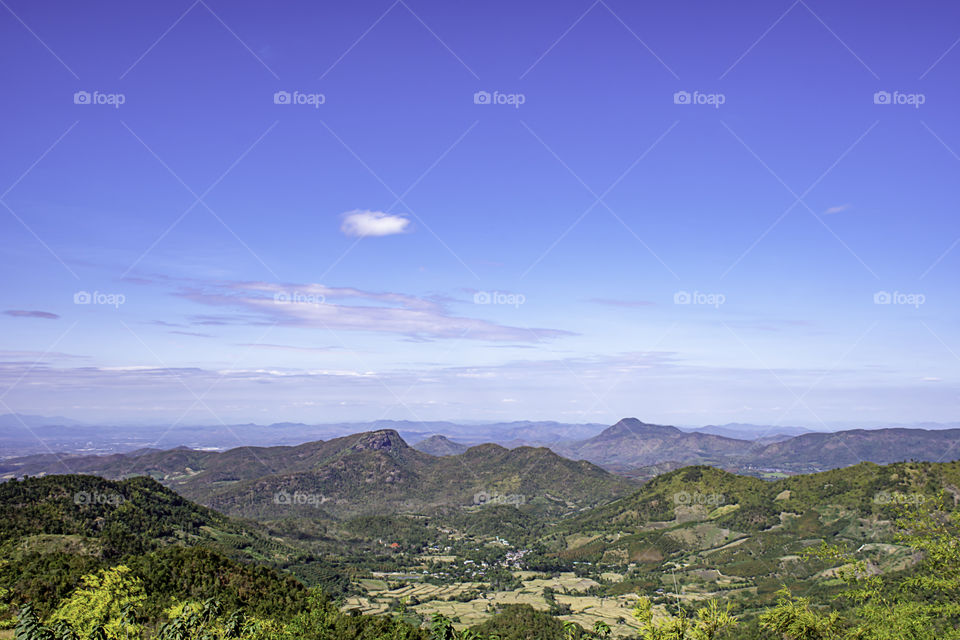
[412,434,469,456]
[680,423,816,441]
[553,418,751,469]
[0,473,229,558]
[0,474,432,637]
[552,418,960,474]
[0,418,606,458]
[547,459,960,608]
[750,427,960,472]
[1,429,637,520]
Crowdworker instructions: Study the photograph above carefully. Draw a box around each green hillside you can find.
[2,431,637,521]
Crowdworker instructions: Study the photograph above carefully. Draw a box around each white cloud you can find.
[824,204,851,215]
[340,210,411,237]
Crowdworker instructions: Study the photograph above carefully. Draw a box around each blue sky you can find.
[0,0,958,428]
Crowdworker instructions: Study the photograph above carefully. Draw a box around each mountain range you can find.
[5,413,960,459]
[552,418,960,473]
[5,418,960,534]
[0,429,636,520]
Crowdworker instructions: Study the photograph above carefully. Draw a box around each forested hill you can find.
[1,430,637,520]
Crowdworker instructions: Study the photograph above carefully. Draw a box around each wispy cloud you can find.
[824,204,851,215]
[4,310,60,320]
[176,280,573,342]
[340,210,411,237]
[237,343,340,353]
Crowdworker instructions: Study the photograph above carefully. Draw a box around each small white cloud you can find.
[824,204,851,215]
[340,210,411,237]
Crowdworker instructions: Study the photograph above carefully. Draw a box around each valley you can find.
[4,423,960,637]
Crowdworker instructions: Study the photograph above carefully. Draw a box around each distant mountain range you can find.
[4,413,959,459]
[552,419,749,470]
[0,415,606,457]
[0,429,636,520]
[550,418,960,473]
[4,415,960,479]
[412,434,470,456]
[677,423,816,443]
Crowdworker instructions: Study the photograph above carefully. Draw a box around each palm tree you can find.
[592,620,611,638]
[430,613,456,640]
[15,604,52,640]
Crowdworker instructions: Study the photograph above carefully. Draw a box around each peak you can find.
[463,442,508,455]
[351,429,408,452]
[412,434,469,457]
[601,418,679,437]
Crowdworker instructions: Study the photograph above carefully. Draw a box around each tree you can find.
[15,603,52,640]
[432,613,457,640]
[592,620,611,638]
[47,566,145,640]
[632,596,735,640]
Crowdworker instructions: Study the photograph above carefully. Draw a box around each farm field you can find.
[344,571,649,636]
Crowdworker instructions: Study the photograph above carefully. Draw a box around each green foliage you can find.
[124,546,307,620]
[632,597,736,640]
[47,565,146,639]
[760,493,960,639]
[0,475,223,559]
[469,604,582,640]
